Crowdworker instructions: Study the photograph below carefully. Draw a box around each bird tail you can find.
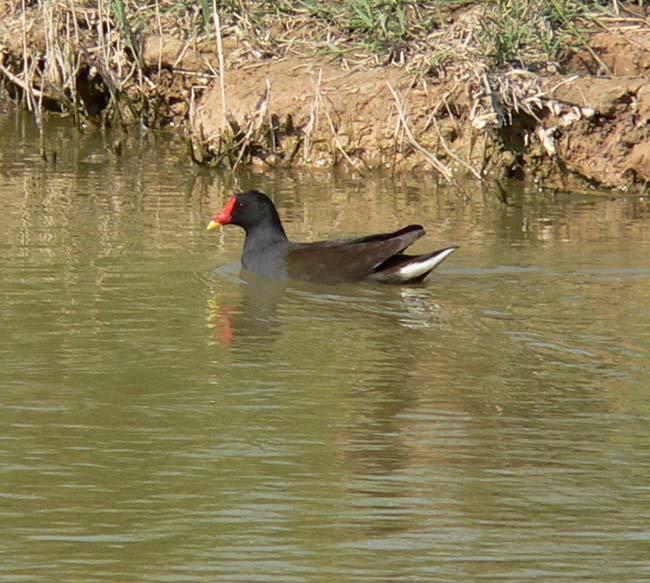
[373,246,458,284]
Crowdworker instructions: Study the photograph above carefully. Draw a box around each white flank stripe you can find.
[398,247,457,279]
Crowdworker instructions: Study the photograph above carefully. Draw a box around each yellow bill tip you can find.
[206,219,221,232]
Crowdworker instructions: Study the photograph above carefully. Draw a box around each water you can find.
[1,111,650,582]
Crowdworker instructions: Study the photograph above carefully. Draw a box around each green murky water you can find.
[1,111,650,582]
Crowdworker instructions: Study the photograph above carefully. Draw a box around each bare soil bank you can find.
[2,2,650,192]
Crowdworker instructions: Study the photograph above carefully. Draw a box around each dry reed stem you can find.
[321,102,357,172]
[230,119,255,172]
[187,83,209,164]
[212,0,227,126]
[303,68,322,161]
[265,78,276,152]
[154,0,163,76]
[173,35,199,70]
[21,0,34,112]
[230,85,270,171]
[0,59,48,100]
[97,0,107,75]
[431,116,482,182]
[386,81,452,181]
[390,88,406,173]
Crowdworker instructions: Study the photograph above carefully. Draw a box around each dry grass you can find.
[1,0,649,177]
[1,1,646,122]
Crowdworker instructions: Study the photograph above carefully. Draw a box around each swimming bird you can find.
[207,190,457,284]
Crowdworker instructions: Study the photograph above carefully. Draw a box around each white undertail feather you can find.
[398,247,458,280]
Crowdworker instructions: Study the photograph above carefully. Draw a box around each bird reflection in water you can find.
[207,270,288,351]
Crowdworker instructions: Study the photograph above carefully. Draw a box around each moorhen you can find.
[207,190,458,284]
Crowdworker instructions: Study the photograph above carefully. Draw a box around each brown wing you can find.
[286,225,425,283]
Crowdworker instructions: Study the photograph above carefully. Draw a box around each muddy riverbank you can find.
[2,1,650,191]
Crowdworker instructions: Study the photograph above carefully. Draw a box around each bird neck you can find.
[242,214,288,254]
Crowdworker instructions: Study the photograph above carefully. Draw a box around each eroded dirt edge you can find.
[2,4,650,192]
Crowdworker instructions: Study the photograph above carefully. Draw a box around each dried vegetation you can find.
[1,1,650,189]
